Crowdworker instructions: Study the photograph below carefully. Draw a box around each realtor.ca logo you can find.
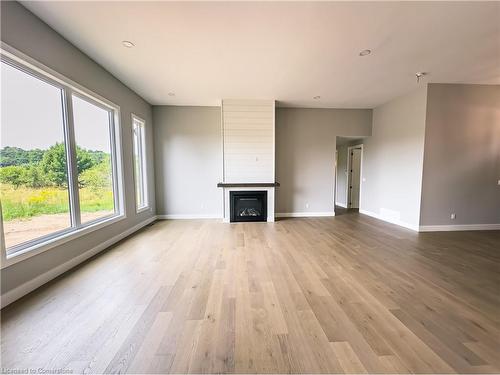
[1,369,73,374]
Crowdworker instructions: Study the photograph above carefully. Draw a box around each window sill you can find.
[136,206,151,214]
[1,213,126,269]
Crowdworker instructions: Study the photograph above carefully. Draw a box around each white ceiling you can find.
[22,1,500,108]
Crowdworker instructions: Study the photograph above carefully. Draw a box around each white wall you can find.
[222,99,275,183]
[153,106,222,218]
[360,87,427,230]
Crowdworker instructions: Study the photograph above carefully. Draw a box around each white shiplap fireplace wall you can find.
[221,99,276,222]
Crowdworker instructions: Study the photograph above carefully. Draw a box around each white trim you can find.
[347,144,364,209]
[272,100,276,183]
[220,102,226,218]
[0,216,157,308]
[110,103,126,219]
[1,214,126,269]
[131,113,150,213]
[157,214,222,220]
[0,208,6,266]
[0,44,126,266]
[63,89,81,228]
[136,206,152,214]
[335,202,348,208]
[276,212,335,218]
[359,209,499,232]
[334,149,338,212]
[419,224,500,232]
[359,209,419,231]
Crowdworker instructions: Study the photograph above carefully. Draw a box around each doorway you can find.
[335,137,365,215]
[347,145,363,208]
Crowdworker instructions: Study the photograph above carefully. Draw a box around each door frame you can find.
[334,150,338,210]
[347,144,364,209]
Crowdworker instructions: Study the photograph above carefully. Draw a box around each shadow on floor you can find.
[335,206,359,216]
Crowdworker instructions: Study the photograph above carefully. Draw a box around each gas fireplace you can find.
[230,191,267,222]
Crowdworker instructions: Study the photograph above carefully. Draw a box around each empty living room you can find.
[1,1,499,374]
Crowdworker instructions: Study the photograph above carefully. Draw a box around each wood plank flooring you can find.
[1,212,499,373]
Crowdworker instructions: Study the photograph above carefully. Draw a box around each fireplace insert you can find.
[230,191,267,222]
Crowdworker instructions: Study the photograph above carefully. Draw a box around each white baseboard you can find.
[335,202,348,208]
[0,216,157,309]
[419,223,500,232]
[157,214,222,220]
[359,209,419,231]
[276,212,335,218]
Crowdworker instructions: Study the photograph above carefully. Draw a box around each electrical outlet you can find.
[450,213,456,220]
[306,203,309,209]
[498,179,500,185]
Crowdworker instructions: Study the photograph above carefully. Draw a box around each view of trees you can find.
[0,144,114,224]
[1,60,117,248]
[0,144,110,190]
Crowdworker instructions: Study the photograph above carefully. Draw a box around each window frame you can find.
[0,43,126,268]
[71,91,123,225]
[131,114,150,213]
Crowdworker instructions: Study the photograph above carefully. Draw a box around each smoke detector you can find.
[416,72,428,83]
[122,41,135,48]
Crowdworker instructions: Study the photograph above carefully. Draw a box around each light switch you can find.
[498,179,500,185]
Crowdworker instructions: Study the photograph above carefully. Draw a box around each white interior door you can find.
[349,148,362,208]
[334,150,338,208]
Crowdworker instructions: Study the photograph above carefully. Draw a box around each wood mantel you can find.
[217,182,280,188]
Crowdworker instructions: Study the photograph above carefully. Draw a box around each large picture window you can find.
[132,115,148,211]
[0,61,71,250]
[0,51,124,260]
[72,94,117,224]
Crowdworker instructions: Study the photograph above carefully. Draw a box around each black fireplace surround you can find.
[230,191,267,222]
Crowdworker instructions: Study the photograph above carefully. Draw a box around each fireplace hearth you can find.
[230,191,267,222]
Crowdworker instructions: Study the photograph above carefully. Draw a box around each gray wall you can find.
[152,106,372,217]
[276,108,372,214]
[420,84,500,226]
[153,106,222,217]
[361,87,427,229]
[1,2,155,295]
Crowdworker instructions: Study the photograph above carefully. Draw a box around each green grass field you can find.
[0,184,114,221]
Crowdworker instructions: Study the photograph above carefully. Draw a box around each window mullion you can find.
[63,88,81,228]
[140,126,147,206]
[137,125,144,206]
[109,111,120,215]
[0,206,7,264]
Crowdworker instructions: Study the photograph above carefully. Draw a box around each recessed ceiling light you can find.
[168,92,176,97]
[122,40,135,48]
[359,49,371,57]
[313,95,321,100]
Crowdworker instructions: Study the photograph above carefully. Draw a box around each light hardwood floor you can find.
[1,212,500,374]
